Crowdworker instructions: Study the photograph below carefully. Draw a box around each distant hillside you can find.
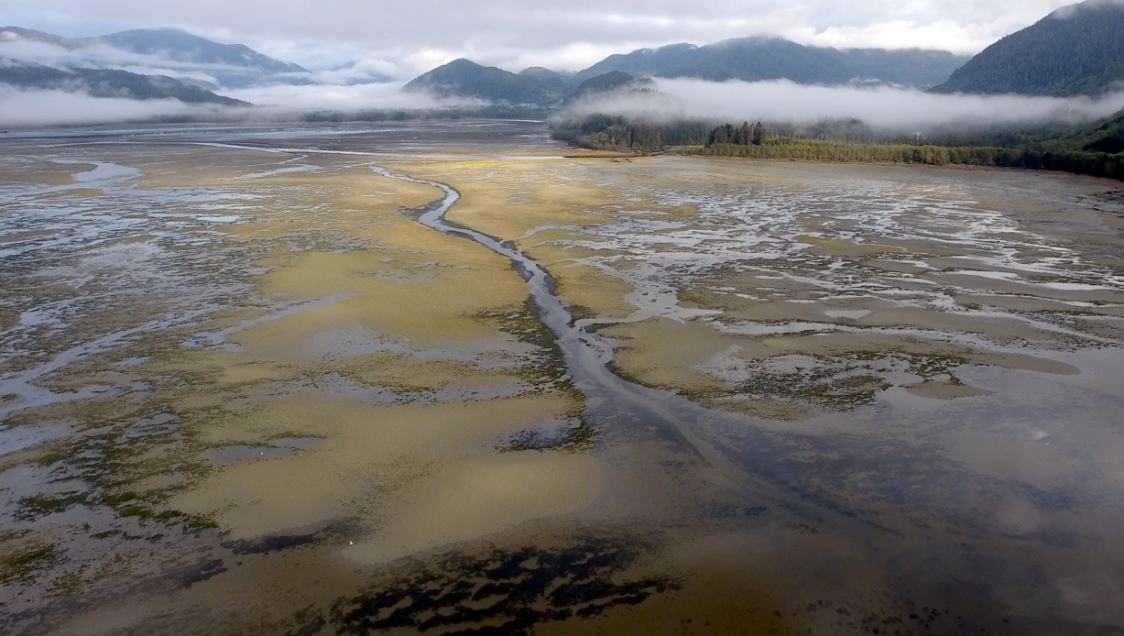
[0,26,310,88]
[405,59,565,106]
[94,28,307,74]
[1070,107,1124,153]
[930,0,1124,96]
[518,67,570,92]
[572,71,644,96]
[405,38,968,105]
[572,38,968,88]
[575,43,698,83]
[405,60,658,106]
[0,60,249,106]
[565,71,656,105]
[0,26,78,48]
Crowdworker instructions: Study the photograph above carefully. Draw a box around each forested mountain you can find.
[0,59,250,105]
[404,59,564,105]
[1071,107,1124,153]
[518,67,571,92]
[930,0,1124,96]
[406,60,643,106]
[569,71,651,99]
[405,39,966,104]
[573,43,698,83]
[571,38,968,88]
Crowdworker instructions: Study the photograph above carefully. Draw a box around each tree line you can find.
[696,121,1123,179]
[550,115,710,153]
[549,115,1124,181]
[692,138,1124,179]
[707,122,765,146]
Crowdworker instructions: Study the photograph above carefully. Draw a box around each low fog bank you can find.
[223,81,483,112]
[0,33,413,86]
[7,76,1124,132]
[0,86,216,127]
[565,79,1124,133]
[0,83,487,128]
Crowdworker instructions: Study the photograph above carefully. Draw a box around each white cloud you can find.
[800,20,991,55]
[0,80,488,127]
[222,81,485,112]
[564,78,1124,131]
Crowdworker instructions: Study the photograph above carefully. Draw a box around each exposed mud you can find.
[2,121,1123,635]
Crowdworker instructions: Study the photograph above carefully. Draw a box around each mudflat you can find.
[2,120,1123,635]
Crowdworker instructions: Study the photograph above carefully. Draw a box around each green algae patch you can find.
[1,544,62,584]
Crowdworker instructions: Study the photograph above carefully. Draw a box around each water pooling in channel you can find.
[0,158,259,438]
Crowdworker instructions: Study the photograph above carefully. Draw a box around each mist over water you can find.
[0,83,488,128]
[564,78,1124,132]
[0,87,206,126]
[8,78,1124,132]
[223,81,484,112]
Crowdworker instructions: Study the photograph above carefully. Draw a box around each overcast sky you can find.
[0,0,1086,76]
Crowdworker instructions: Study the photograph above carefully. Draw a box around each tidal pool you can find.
[1,120,1123,635]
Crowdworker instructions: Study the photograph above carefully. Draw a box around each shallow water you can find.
[1,121,1123,635]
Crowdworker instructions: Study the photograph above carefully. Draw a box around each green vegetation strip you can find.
[552,114,1124,181]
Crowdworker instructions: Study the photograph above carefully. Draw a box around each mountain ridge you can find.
[92,28,308,75]
[930,0,1124,96]
[404,38,970,105]
[0,25,310,89]
[571,37,968,88]
[0,58,250,106]
[404,59,566,106]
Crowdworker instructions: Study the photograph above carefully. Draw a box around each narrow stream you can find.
[369,166,755,479]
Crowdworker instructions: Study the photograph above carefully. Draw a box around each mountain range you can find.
[405,39,969,107]
[571,38,968,88]
[2,0,1124,111]
[0,59,249,106]
[406,0,1124,106]
[97,28,307,77]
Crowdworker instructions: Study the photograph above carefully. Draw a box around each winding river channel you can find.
[375,165,740,473]
[220,144,780,498]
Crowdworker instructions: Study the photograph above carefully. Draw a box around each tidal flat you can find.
[1,120,1123,635]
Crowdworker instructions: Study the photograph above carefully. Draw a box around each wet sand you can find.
[2,120,1124,635]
